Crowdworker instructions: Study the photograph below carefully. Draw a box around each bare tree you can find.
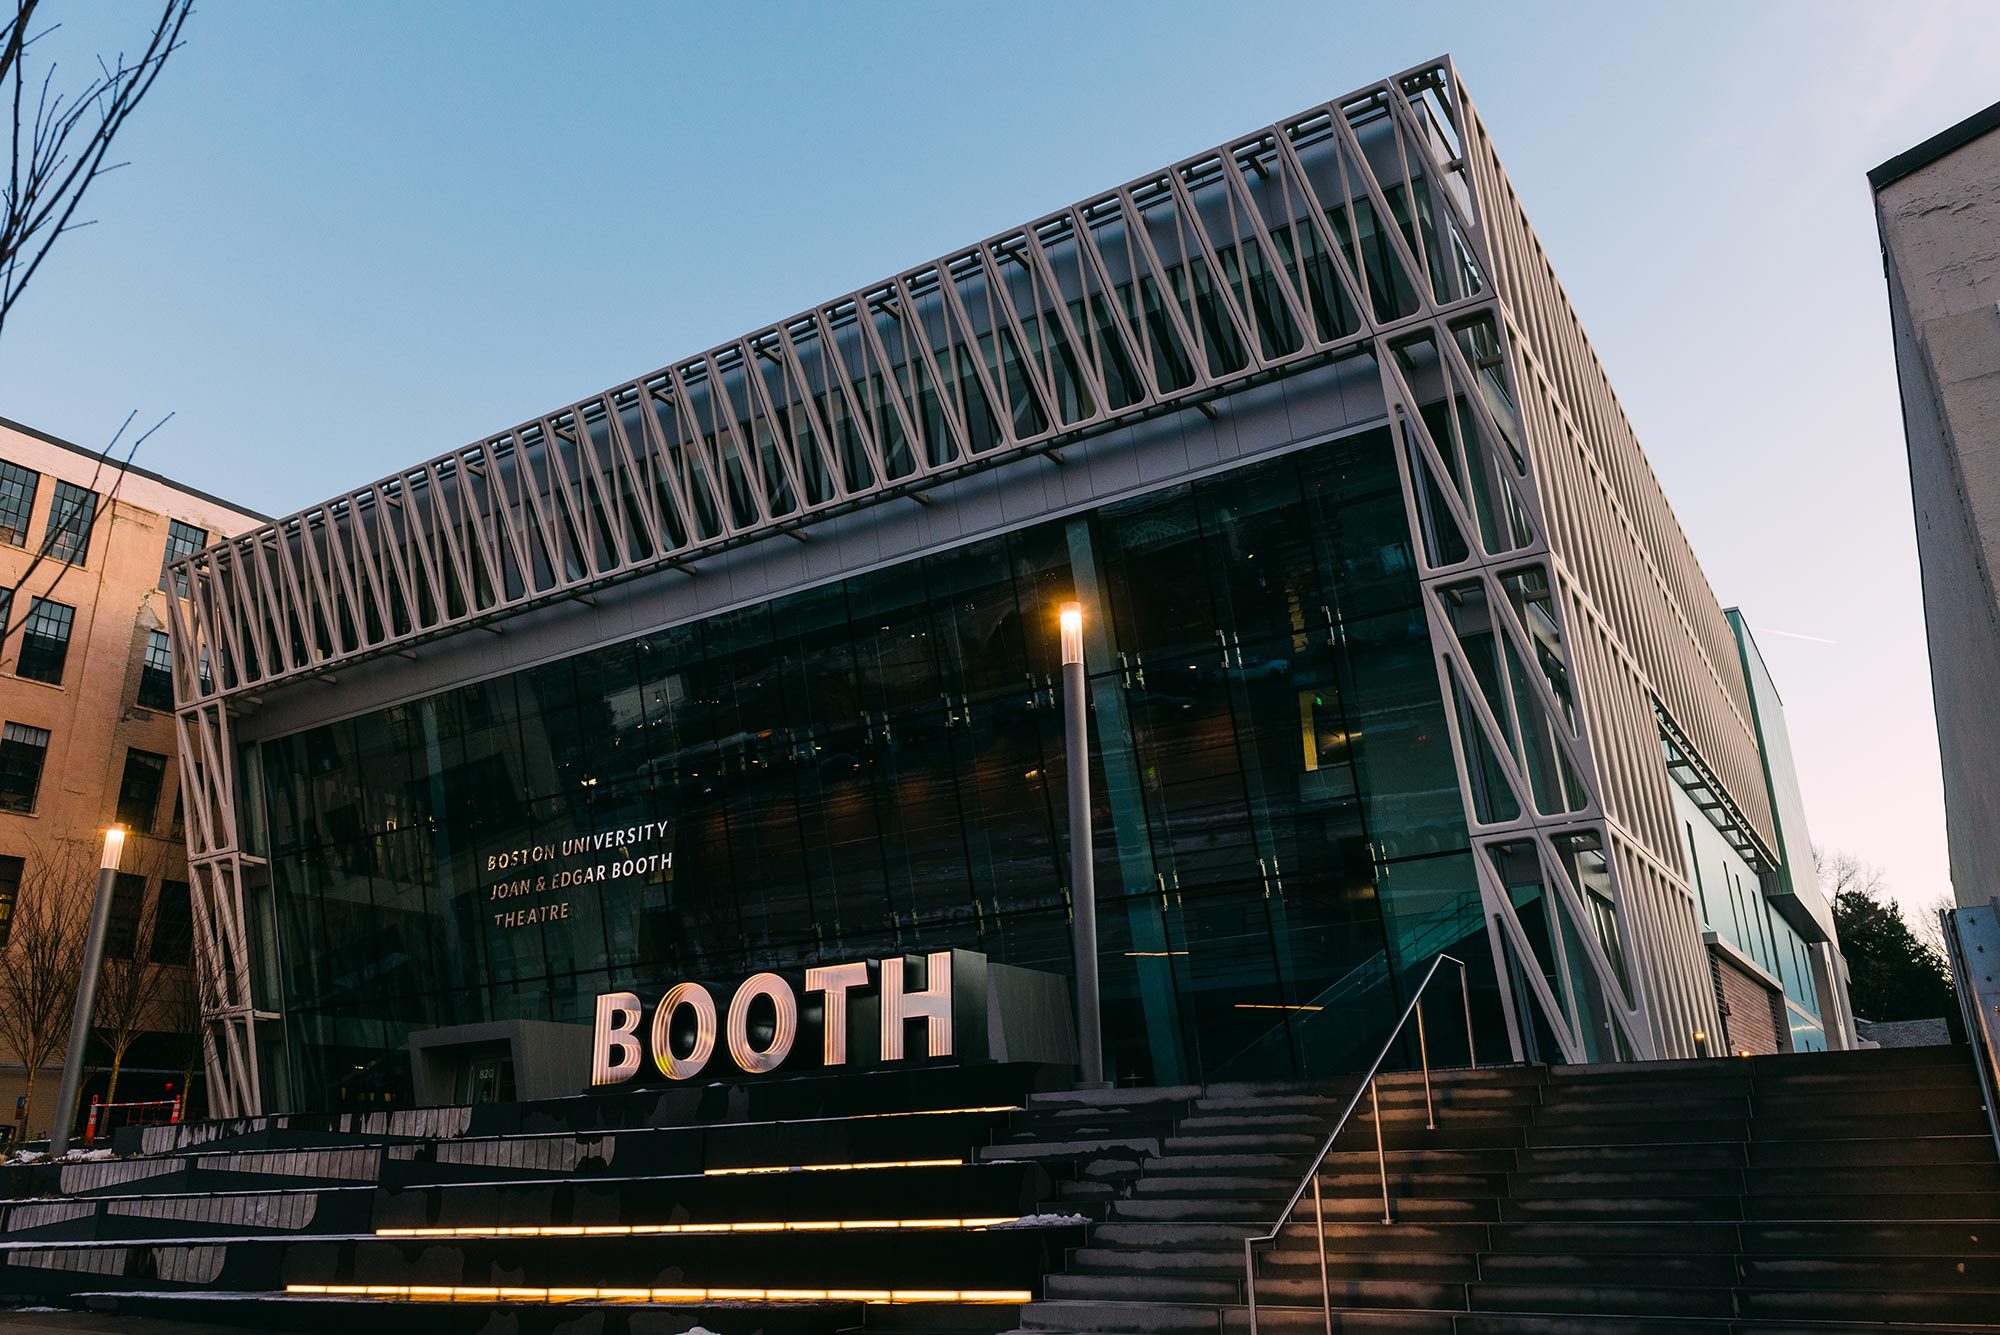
[90,841,177,1110]
[0,1,194,655]
[0,0,193,336]
[166,962,200,1118]
[1815,847,1886,902]
[0,837,91,1137]
[1916,891,1955,961]
[1817,845,1956,1023]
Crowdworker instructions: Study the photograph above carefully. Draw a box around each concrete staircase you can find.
[1017,1044,2000,1334]
[0,1045,1993,1332]
[0,1063,1088,1333]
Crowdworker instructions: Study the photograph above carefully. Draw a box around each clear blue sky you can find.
[3,1,1995,921]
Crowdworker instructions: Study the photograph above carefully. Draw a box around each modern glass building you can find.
[167,57,1852,1116]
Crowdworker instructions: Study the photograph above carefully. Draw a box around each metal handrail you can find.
[1241,952,1476,1335]
[1941,904,2000,1159]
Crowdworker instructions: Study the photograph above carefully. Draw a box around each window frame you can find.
[0,460,38,547]
[115,748,169,832]
[41,480,96,565]
[0,723,51,813]
[14,597,75,685]
[159,518,208,594]
[0,853,21,948]
[137,630,175,712]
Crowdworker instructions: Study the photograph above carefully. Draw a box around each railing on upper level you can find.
[1241,952,1476,1335]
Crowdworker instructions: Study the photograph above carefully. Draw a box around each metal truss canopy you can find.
[166,62,1485,708]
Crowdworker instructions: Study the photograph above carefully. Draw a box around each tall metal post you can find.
[1060,600,1104,1086]
[50,827,125,1156]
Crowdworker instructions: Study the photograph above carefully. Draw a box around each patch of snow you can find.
[990,1212,1089,1229]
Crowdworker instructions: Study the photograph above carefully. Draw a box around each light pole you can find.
[50,826,124,1156]
[1060,600,1104,1086]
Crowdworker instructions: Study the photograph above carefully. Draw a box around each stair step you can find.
[979,1137,1160,1161]
[1748,1135,1999,1168]
[1533,1097,1749,1122]
[1507,1169,1741,1197]
[1069,1246,1480,1281]
[1497,1194,1744,1222]
[1470,1280,1736,1318]
[1487,1222,1746,1254]
[1475,1251,1737,1286]
[1740,1220,2000,1256]
[1743,1190,2000,1221]
[1108,1195,1497,1224]
[1141,1153,1299,1175]
[1024,1298,1457,1334]
[1738,1284,2000,1326]
[1746,1163,2000,1194]
[1740,1252,2000,1288]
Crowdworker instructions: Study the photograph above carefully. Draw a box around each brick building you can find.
[0,416,262,1138]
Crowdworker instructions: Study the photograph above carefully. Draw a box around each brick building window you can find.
[115,749,168,831]
[15,598,73,684]
[105,872,146,960]
[159,519,207,594]
[151,879,192,965]
[0,854,21,947]
[41,480,95,564]
[0,724,50,813]
[0,461,37,546]
[137,630,174,711]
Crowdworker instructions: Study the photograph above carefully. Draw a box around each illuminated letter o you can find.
[650,981,717,1080]
[726,972,798,1074]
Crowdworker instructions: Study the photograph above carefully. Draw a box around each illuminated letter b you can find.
[591,991,643,1086]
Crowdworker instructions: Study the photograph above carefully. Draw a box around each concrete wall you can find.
[1875,121,2000,908]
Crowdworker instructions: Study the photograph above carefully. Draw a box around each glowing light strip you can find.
[377,1217,1018,1237]
[849,1104,1019,1119]
[1232,1003,1324,1012]
[703,1157,963,1176]
[284,1285,1030,1304]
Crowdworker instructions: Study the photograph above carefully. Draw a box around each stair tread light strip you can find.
[375,1217,1020,1236]
[284,1284,1032,1303]
[703,1156,965,1176]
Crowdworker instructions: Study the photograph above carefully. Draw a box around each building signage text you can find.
[481,820,673,931]
[590,950,984,1086]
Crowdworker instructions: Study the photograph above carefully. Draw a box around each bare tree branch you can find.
[0,2,194,658]
[0,836,90,1138]
[91,841,178,1111]
[0,1,194,338]
[0,407,156,657]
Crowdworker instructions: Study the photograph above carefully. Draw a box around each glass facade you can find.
[256,427,1503,1111]
[1676,784,1826,1052]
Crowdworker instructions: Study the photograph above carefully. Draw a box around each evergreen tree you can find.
[1821,851,1956,1022]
